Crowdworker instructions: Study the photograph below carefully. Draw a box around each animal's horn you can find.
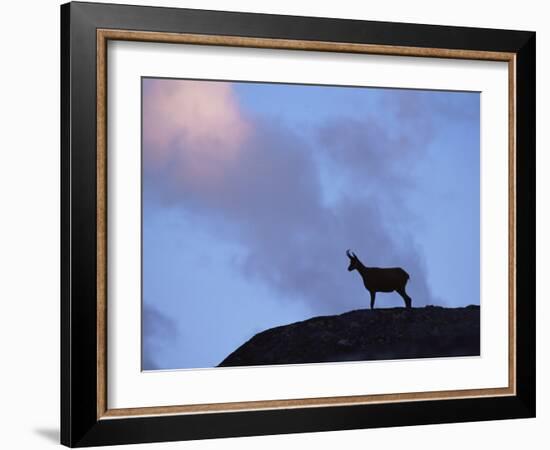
[346,249,353,259]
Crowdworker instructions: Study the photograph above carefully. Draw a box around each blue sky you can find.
[141,78,480,370]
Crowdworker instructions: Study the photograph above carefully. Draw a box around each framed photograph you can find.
[60,1,535,447]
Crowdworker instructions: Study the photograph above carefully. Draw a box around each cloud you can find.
[143,79,436,312]
[143,78,251,189]
[142,303,179,370]
[318,117,419,192]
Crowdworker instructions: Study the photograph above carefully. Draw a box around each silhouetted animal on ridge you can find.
[346,249,412,309]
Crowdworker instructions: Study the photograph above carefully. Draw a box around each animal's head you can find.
[346,249,360,272]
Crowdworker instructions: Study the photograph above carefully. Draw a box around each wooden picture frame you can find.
[61,1,535,447]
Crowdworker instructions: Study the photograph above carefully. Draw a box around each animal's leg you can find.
[369,290,376,310]
[396,287,412,309]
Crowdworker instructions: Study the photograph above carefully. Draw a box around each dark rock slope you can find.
[218,306,480,367]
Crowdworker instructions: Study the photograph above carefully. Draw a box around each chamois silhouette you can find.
[346,249,412,309]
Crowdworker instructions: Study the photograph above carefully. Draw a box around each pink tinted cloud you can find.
[143,78,251,186]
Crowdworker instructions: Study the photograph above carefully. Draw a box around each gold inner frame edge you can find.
[96,28,517,420]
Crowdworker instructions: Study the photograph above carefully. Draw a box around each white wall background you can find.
[0,0,546,448]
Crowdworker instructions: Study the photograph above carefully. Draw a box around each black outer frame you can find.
[60,1,535,447]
